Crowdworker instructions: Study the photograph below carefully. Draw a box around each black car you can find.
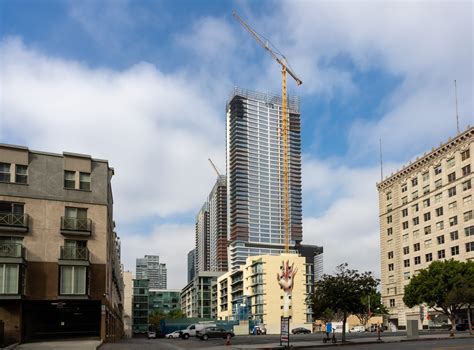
[455,323,473,331]
[292,327,311,334]
[197,327,235,340]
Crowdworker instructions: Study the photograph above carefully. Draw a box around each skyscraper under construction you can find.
[226,88,303,270]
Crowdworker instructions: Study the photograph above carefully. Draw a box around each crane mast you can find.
[233,12,302,254]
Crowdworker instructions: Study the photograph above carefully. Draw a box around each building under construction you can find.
[226,88,303,270]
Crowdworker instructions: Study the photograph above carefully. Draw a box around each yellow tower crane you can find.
[233,12,302,253]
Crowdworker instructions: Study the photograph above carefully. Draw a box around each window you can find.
[412,191,419,200]
[0,163,10,182]
[15,165,28,184]
[451,246,459,256]
[465,226,474,237]
[404,259,410,267]
[402,209,408,217]
[64,171,75,189]
[438,249,445,259]
[436,221,444,230]
[435,179,442,189]
[387,227,393,236]
[463,180,471,191]
[424,226,431,235]
[424,239,432,248]
[435,207,444,216]
[403,221,409,230]
[412,177,418,186]
[423,172,429,182]
[414,243,421,251]
[402,196,408,205]
[435,193,443,203]
[423,198,430,208]
[448,186,456,197]
[0,264,19,294]
[403,233,409,242]
[448,172,456,183]
[464,196,472,205]
[434,165,442,175]
[412,204,419,212]
[387,204,392,212]
[466,242,474,252]
[401,184,407,193]
[387,216,392,224]
[447,157,455,168]
[79,172,91,191]
[449,216,458,226]
[464,210,473,222]
[448,201,457,209]
[462,165,471,176]
[388,263,394,271]
[389,299,396,307]
[403,246,410,254]
[461,149,470,161]
[424,212,431,221]
[404,272,411,280]
[424,185,430,194]
[437,235,445,244]
[386,192,392,200]
[414,256,421,265]
[60,265,87,295]
[64,207,88,230]
[388,251,394,259]
[450,231,458,240]
[413,217,419,225]
[425,253,433,262]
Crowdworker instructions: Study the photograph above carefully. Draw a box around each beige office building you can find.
[377,127,473,329]
[217,253,312,334]
[0,144,124,344]
[123,270,133,338]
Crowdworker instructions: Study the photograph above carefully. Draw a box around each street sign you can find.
[280,316,290,347]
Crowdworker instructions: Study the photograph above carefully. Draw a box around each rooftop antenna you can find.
[454,80,460,134]
[379,138,384,181]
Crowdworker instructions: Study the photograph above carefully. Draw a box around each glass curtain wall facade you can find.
[195,203,210,274]
[226,88,303,270]
[209,175,228,272]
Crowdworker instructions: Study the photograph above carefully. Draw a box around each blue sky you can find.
[1,0,472,288]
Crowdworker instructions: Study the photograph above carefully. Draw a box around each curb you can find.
[0,344,19,350]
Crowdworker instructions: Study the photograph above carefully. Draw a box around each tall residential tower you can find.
[135,255,167,289]
[226,88,303,270]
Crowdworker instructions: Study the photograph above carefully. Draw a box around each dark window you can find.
[388,251,394,259]
[414,243,420,251]
[437,249,445,259]
[387,227,393,235]
[425,253,433,262]
[462,165,471,176]
[15,165,28,184]
[466,242,474,252]
[424,212,431,221]
[434,165,442,175]
[448,186,456,197]
[403,246,409,254]
[402,209,408,217]
[0,163,11,182]
[463,180,472,191]
[404,259,410,267]
[403,221,409,230]
[413,217,419,225]
[79,172,91,191]
[387,216,392,224]
[448,172,456,183]
[437,235,445,244]
[64,171,75,189]
[412,177,418,186]
[450,231,458,240]
[461,149,470,161]
[451,245,459,256]
[436,207,444,216]
[414,256,421,265]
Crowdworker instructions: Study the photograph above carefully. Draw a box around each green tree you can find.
[167,309,186,319]
[403,260,474,331]
[355,290,388,328]
[309,263,379,342]
[149,309,166,330]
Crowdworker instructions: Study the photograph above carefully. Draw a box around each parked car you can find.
[197,327,235,340]
[291,327,311,334]
[147,331,156,339]
[181,323,216,339]
[251,325,267,335]
[165,330,181,339]
[350,326,365,333]
[455,323,473,331]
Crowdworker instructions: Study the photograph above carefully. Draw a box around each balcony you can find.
[0,242,26,264]
[59,246,90,266]
[60,217,92,236]
[0,213,29,233]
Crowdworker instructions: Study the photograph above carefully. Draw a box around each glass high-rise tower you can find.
[226,88,303,270]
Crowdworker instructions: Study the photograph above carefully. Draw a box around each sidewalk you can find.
[225,333,474,349]
[12,339,102,350]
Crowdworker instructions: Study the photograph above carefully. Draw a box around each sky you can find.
[0,0,472,289]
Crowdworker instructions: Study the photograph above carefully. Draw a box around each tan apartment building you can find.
[377,127,473,329]
[123,271,133,338]
[0,144,124,345]
[217,253,312,334]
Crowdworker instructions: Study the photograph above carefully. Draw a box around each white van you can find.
[181,323,216,339]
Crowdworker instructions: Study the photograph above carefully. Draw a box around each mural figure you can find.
[277,260,298,317]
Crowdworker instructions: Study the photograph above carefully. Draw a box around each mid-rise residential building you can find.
[208,175,228,272]
[195,203,210,273]
[217,253,311,334]
[135,255,167,289]
[148,289,181,314]
[123,271,134,338]
[180,271,223,319]
[226,88,303,270]
[377,126,473,329]
[187,249,195,283]
[132,279,149,335]
[0,144,124,344]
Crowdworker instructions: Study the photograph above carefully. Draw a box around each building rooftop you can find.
[228,87,300,114]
